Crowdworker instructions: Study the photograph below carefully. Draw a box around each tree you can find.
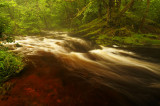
[139,0,150,32]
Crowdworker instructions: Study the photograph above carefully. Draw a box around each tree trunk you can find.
[98,0,102,17]
[117,0,121,11]
[107,0,114,20]
[125,0,128,5]
[139,0,150,32]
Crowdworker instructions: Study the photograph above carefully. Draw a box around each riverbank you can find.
[71,15,160,47]
[71,32,160,47]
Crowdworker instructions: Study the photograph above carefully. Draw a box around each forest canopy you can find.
[0,0,160,46]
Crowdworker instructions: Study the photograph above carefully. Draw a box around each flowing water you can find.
[1,31,160,106]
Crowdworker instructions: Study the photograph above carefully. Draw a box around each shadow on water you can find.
[1,31,160,106]
[119,47,160,63]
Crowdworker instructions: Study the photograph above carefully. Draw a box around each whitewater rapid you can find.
[4,31,160,105]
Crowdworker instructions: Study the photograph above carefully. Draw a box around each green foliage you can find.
[0,50,24,83]
[130,0,160,24]
[149,0,160,23]
[0,16,10,37]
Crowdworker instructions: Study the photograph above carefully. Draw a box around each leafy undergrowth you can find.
[0,50,24,83]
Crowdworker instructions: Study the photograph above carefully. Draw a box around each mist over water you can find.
[5,31,160,105]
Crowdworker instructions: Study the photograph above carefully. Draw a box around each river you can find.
[1,31,160,106]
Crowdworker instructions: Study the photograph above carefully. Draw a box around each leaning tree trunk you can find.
[118,0,134,17]
[112,0,134,26]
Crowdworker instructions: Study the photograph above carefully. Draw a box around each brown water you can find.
[1,31,160,106]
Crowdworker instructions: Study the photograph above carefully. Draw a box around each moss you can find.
[94,33,160,47]
[74,17,108,37]
[84,28,102,37]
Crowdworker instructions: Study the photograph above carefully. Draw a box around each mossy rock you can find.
[15,43,22,47]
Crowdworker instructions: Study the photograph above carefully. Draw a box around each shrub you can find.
[0,50,24,83]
